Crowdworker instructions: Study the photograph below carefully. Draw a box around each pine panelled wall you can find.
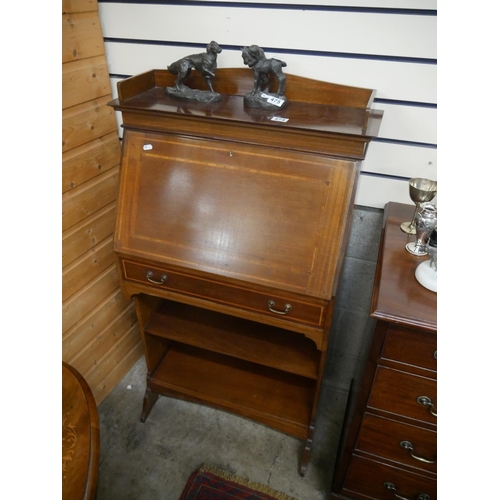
[97,0,437,209]
[62,0,142,405]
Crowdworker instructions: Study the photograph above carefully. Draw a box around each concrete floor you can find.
[96,205,384,500]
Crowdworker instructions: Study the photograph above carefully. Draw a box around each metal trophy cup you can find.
[400,178,437,234]
[406,203,437,256]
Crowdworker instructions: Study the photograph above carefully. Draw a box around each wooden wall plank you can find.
[62,96,118,153]
[63,0,97,14]
[89,340,144,406]
[68,302,138,373]
[63,0,142,404]
[62,235,115,302]
[62,55,111,110]
[62,265,120,334]
[62,132,120,193]
[82,324,142,402]
[62,166,119,232]
[63,287,131,360]
[63,12,104,63]
[62,202,116,268]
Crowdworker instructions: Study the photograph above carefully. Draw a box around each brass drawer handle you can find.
[417,395,437,417]
[383,482,430,500]
[400,440,436,464]
[146,271,168,285]
[267,300,292,315]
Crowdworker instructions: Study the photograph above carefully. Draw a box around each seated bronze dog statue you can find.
[241,45,287,97]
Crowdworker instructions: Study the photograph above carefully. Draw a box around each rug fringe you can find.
[199,464,299,500]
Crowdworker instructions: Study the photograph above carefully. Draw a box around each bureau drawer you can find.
[342,454,436,500]
[368,367,437,425]
[121,259,325,328]
[381,325,437,372]
[356,413,436,473]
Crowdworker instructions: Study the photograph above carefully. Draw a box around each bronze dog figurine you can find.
[241,45,287,97]
[168,41,222,93]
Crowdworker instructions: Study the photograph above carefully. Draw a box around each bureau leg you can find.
[140,386,159,423]
[299,423,315,476]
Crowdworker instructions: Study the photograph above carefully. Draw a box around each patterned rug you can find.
[178,465,298,500]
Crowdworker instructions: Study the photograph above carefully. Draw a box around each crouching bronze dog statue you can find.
[166,41,222,102]
[241,45,287,109]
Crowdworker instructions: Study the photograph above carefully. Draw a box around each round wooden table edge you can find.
[62,361,100,500]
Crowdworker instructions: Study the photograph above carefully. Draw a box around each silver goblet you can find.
[406,203,437,256]
[400,178,437,234]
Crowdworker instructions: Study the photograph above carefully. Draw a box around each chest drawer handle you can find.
[267,300,292,315]
[417,395,437,417]
[400,440,436,464]
[146,271,168,285]
[383,482,430,500]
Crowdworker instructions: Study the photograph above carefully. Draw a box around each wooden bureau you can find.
[108,68,382,475]
[331,202,437,499]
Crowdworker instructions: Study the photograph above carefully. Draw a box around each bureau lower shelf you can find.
[149,342,315,439]
[140,296,319,440]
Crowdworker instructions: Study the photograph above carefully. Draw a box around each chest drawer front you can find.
[342,454,436,500]
[356,413,436,473]
[368,367,437,425]
[122,259,325,328]
[381,325,437,372]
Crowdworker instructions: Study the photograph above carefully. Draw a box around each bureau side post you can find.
[132,294,170,422]
[300,296,336,476]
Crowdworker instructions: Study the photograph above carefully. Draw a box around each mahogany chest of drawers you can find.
[108,68,382,475]
[331,202,437,499]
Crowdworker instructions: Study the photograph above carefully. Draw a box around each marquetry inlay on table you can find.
[62,362,100,500]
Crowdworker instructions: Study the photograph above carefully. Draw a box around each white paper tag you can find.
[271,116,289,123]
[143,144,153,151]
[260,93,285,107]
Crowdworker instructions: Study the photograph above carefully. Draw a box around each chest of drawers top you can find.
[371,202,437,333]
